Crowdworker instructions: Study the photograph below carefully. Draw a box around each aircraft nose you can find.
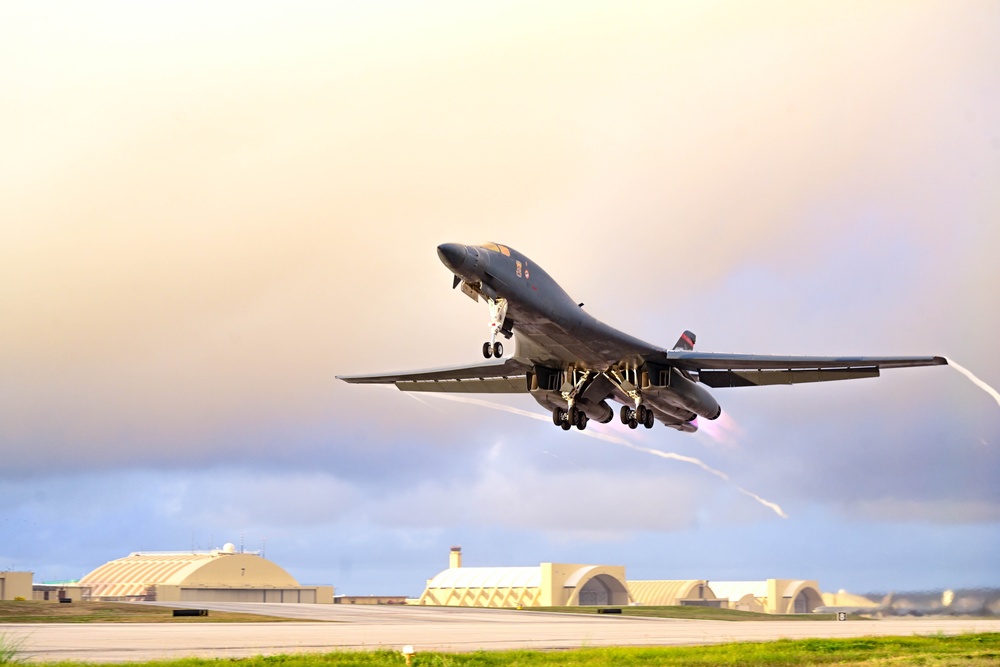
[437,243,468,273]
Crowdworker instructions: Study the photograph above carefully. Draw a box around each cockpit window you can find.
[480,242,511,256]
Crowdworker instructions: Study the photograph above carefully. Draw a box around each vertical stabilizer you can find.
[673,330,696,351]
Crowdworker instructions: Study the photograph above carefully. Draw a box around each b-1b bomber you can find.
[339,242,946,433]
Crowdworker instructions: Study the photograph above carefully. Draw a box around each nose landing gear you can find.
[481,297,509,358]
[482,341,503,358]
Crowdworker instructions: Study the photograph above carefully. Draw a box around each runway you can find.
[9,603,1000,663]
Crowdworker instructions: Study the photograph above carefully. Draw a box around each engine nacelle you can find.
[643,364,721,421]
[671,420,698,434]
[643,394,697,422]
[668,371,722,420]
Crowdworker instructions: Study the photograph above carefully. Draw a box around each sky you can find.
[1,1,998,597]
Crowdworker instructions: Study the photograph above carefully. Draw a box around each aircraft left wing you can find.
[662,352,947,388]
[337,357,531,393]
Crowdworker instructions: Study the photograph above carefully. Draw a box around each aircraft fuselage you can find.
[437,242,655,370]
[339,242,947,434]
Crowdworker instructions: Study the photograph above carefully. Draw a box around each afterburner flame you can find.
[696,410,744,447]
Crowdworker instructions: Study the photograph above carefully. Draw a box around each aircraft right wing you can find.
[663,352,948,387]
[337,357,531,393]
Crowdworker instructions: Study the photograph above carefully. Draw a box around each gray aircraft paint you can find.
[339,243,947,434]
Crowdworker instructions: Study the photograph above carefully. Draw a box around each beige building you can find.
[418,547,629,607]
[418,549,823,614]
[710,580,823,614]
[627,580,721,607]
[33,581,91,602]
[822,589,883,610]
[78,544,333,603]
[1,571,33,600]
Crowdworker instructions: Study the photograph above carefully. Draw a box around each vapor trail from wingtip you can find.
[738,489,789,519]
[945,358,1000,409]
[603,432,789,519]
[423,393,788,519]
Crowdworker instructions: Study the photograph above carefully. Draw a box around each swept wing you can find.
[338,357,530,394]
[340,242,950,433]
[663,352,947,388]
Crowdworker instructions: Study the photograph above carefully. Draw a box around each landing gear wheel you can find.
[637,405,648,423]
[644,410,655,429]
[552,407,564,426]
[576,412,588,430]
[620,405,632,424]
[482,342,492,358]
[628,418,638,430]
[493,341,503,357]
[569,406,579,426]
[560,420,572,431]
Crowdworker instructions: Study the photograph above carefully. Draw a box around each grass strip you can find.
[521,604,858,621]
[13,633,1000,667]
[0,601,295,624]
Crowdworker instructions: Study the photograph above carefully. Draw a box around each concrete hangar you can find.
[417,548,822,613]
[18,544,818,613]
[50,544,332,603]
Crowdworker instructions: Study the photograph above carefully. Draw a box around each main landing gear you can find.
[606,367,655,430]
[552,406,588,431]
[620,404,654,429]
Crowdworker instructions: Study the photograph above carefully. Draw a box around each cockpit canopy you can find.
[480,242,511,257]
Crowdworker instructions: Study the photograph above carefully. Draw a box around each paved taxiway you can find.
[9,603,1000,662]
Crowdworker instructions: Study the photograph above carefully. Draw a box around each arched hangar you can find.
[711,579,823,614]
[418,549,629,607]
[627,580,720,607]
[78,544,333,603]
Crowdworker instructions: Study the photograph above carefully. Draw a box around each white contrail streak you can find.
[946,358,1000,409]
[423,393,554,422]
[738,489,789,519]
[424,393,788,519]
[402,391,447,413]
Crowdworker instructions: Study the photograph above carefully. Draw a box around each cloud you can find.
[0,1,998,593]
[848,499,1000,524]
[366,462,706,537]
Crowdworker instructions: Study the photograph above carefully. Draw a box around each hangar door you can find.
[792,588,822,613]
[577,575,629,606]
[180,588,316,603]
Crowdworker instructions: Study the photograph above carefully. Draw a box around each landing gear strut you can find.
[481,297,509,358]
